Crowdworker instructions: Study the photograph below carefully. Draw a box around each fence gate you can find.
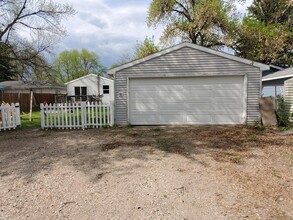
[0,103,21,131]
[40,102,114,130]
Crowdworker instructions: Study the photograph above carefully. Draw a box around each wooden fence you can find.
[0,103,21,131]
[40,102,114,130]
[0,92,65,111]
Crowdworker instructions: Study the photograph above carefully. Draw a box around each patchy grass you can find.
[272,170,283,178]
[156,137,188,155]
[212,151,244,164]
[249,134,258,142]
[20,110,41,129]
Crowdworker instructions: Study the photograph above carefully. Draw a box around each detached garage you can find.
[109,43,269,125]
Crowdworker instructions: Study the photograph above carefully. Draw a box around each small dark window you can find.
[103,85,110,94]
[74,87,87,101]
[75,87,80,96]
[81,87,87,96]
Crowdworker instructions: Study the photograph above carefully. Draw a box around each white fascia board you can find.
[262,74,293,82]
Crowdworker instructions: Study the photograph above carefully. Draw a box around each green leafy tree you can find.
[247,0,293,25]
[0,0,75,80]
[234,0,293,66]
[147,0,239,47]
[52,49,106,83]
[133,37,160,60]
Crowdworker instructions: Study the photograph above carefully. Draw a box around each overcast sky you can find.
[58,0,253,68]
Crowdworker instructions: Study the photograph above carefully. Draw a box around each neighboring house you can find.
[0,81,66,110]
[262,67,293,97]
[108,42,269,126]
[65,74,114,104]
[262,65,284,78]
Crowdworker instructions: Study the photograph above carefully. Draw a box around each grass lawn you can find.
[20,110,41,129]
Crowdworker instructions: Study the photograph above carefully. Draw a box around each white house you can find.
[65,74,114,104]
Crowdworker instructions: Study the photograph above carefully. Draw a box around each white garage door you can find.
[129,76,245,125]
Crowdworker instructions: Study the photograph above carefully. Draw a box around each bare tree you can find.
[0,0,75,80]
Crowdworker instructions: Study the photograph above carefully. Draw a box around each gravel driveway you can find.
[0,126,293,220]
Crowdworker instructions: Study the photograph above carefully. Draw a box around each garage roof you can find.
[108,42,270,74]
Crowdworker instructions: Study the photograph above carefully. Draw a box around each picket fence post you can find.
[15,103,21,126]
[40,103,45,129]
[81,102,86,130]
[0,103,21,131]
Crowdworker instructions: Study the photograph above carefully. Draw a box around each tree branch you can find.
[0,0,28,41]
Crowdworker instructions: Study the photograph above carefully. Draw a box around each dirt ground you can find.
[0,126,293,220]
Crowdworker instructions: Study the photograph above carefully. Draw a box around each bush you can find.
[276,95,290,127]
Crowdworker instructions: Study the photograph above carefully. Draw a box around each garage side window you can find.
[103,85,110,94]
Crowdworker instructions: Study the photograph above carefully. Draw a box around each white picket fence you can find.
[40,102,114,130]
[0,103,21,131]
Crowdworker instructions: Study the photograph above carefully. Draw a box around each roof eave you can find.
[262,74,293,82]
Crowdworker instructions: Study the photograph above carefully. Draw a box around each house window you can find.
[75,86,87,101]
[103,85,110,94]
[262,85,284,97]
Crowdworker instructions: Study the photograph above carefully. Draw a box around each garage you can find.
[109,42,269,125]
[129,76,245,125]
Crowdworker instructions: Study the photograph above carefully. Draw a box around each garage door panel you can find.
[213,97,243,104]
[159,114,184,123]
[130,86,156,91]
[133,91,156,99]
[159,103,185,111]
[159,103,212,111]
[214,104,243,112]
[131,98,156,103]
[132,102,157,111]
[184,104,211,111]
[131,114,157,123]
[129,76,244,125]
[184,90,212,97]
[214,90,242,98]
[214,109,243,115]
[159,96,187,102]
[186,114,212,124]
[214,84,242,90]
[159,110,186,115]
[158,91,185,99]
[185,98,213,103]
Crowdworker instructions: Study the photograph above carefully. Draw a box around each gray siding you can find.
[284,79,293,121]
[115,46,261,125]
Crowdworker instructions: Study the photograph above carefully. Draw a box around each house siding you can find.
[284,78,293,121]
[66,75,114,104]
[115,46,261,125]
